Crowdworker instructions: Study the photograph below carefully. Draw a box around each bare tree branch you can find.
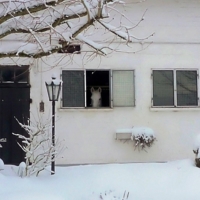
[0,0,153,58]
[0,0,66,24]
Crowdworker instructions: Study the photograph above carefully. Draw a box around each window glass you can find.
[0,66,29,83]
[1,69,14,82]
[153,70,174,106]
[177,71,198,106]
[15,69,29,83]
[113,70,135,106]
[62,71,84,107]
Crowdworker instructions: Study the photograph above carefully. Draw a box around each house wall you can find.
[44,43,200,165]
[1,0,200,164]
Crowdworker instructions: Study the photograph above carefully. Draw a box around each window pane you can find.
[62,71,84,107]
[15,68,29,83]
[113,71,135,106]
[0,66,29,83]
[177,71,198,106]
[153,70,174,106]
[1,69,14,82]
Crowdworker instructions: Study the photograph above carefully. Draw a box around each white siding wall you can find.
[1,0,200,164]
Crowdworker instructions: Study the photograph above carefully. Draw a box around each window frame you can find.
[0,65,29,84]
[112,70,135,107]
[151,68,199,108]
[61,69,135,109]
[86,69,111,108]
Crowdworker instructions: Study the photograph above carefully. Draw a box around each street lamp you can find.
[45,76,62,175]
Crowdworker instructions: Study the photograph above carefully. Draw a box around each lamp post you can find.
[45,76,62,175]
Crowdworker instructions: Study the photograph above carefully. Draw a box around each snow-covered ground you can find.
[0,159,200,200]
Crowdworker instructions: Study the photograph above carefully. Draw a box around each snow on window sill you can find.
[115,127,155,141]
[115,129,132,140]
[150,107,200,112]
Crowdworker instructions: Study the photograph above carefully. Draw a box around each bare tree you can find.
[0,0,153,61]
[13,116,64,176]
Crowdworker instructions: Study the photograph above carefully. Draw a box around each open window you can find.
[86,70,110,107]
[62,70,135,108]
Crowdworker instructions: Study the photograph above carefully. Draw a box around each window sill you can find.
[150,107,200,112]
[59,108,113,112]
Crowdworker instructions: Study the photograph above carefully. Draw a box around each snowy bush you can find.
[13,115,64,176]
[193,134,200,167]
[91,190,129,200]
[131,127,156,151]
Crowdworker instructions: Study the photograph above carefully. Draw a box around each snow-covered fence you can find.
[116,127,156,151]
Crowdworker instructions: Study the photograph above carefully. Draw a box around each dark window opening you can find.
[0,66,29,84]
[15,68,29,83]
[58,42,81,54]
[86,70,110,107]
[2,69,14,82]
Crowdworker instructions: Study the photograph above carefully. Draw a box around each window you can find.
[58,44,81,54]
[62,70,135,108]
[58,40,81,54]
[152,70,198,107]
[113,71,135,106]
[0,65,29,83]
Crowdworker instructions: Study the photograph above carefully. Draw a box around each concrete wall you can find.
[1,0,200,164]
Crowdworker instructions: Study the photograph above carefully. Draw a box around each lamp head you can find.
[45,76,62,101]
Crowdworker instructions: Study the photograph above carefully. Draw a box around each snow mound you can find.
[5,193,65,200]
[0,159,4,170]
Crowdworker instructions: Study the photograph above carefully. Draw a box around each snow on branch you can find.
[0,0,153,58]
[76,33,107,55]
[0,0,66,23]
[81,0,92,22]
[98,19,154,42]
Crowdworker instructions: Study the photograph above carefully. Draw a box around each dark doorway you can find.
[0,66,30,165]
